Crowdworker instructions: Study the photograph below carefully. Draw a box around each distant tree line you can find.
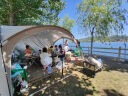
[79,35,128,42]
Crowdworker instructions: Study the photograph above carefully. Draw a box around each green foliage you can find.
[40,0,66,25]
[0,0,65,25]
[60,15,75,32]
[78,0,127,55]
[78,0,127,40]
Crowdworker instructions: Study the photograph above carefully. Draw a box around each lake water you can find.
[68,42,128,59]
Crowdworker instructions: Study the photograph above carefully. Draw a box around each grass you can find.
[24,56,128,96]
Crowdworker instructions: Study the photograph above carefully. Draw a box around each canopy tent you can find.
[0,25,78,96]
[1,26,76,51]
[14,29,73,52]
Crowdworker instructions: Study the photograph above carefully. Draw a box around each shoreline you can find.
[79,41,128,43]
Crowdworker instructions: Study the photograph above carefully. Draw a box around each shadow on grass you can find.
[98,56,128,72]
[28,71,98,96]
[104,89,125,96]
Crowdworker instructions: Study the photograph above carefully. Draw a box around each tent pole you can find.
[62,60,63,77]
[0,26,11,96]
[63,38,64,47]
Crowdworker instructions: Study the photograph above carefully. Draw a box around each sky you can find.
[59,0,128,39]
[59,0,83,39]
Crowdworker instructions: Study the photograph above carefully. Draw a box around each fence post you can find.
[118,46,121,61]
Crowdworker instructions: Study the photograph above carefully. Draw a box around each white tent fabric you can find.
[15,31,52,51]
[1,26,32,41]
[1,26,73,52]
[0,47,10,96]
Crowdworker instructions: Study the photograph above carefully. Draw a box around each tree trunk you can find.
[91,30,94,56]
[90,25,95,56]
[9,1,14,25]
[9,13,14,25]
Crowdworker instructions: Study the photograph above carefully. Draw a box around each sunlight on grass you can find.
[31,86,37,89]
[28,57,128,96]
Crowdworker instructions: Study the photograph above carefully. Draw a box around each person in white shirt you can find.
[20,78,28,94]
[40,47,52,75]
[64,44,69,53]
[64,44,72,61]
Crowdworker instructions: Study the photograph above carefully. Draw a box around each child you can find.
[20,78,28,94]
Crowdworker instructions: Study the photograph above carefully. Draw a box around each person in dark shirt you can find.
[77,39,80,47]
[58,45,65,61]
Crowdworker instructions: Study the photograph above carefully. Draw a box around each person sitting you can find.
[58,45,65,61]
[50,45,58,67]
[37,50,41,56]
[24,45,32,58]
[48,45,54,60]
[56,45,66,70]
[24,45,33,66]
[64,43,69,54]
[48,46,54,54]
[20,78,28,94]
[64,44,72,62]
[64,40,68,46]
[49,45,60,66]
[40,47,52,75]
[75,46,82,57]
[76,39,80,47]
[54,45,58,54]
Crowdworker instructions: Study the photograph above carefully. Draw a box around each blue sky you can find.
[59,0,83,39]
[59,0,128,39]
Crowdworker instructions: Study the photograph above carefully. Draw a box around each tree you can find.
[78,0,127,55]
[60,15,75,32]
[0,0,65,25]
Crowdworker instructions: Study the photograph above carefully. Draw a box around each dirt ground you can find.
[24,56,128,96]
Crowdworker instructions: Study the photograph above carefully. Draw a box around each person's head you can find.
[43,47,47,52]
[26,45,30,49]
[22,78,25,81]
[64,40,68,45]
[50,46,53,48]
[59,45,62,49]
[55,45,58,48]
[39,50,41,53]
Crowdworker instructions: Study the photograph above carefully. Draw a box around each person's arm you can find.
[24,50,28,57]
[30,49,33,55]
[40,54,45,65]
[20,84,23,90]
